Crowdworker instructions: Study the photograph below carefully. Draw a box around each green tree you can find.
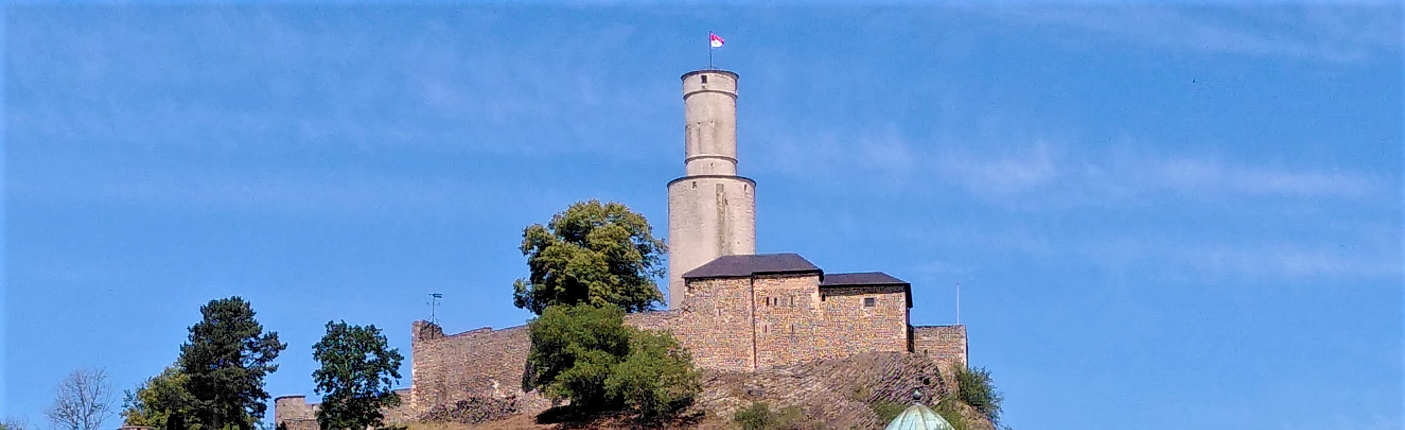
[604,330,701,418]
[952,365,1004,425]
[121,365,197,430]
[178,297,287,430]
[524,303,700,420]
[311,321,404,430]
[512,200,667,315]
[524,303,632,409]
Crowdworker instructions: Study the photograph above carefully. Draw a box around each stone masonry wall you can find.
[663,277,756,372]
[752,274,821,367]
[913,325,969,369]
[274,389,416,430]
[284,281,968,427]
[409,322,534,416]
[814,284,910,362]
[273,396,316,430]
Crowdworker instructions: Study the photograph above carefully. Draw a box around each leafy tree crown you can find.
[513,200,667,315]
[524,303,700,420]
[311,321,404,430]
[178,297,287,430]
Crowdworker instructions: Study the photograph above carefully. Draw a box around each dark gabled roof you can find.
[682,253,821,279]
[819,272,909,287]
[820,272,912,309]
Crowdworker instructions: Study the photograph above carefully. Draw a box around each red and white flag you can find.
[710,32,725,48]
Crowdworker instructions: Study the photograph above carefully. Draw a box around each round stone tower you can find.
[667,69,757,310]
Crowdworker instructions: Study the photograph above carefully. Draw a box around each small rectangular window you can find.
[863,297,876,307]
[701,75,708,84]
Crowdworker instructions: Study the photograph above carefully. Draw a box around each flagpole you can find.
[708,31,714,69]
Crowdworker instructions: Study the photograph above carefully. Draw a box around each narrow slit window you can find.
[863,297,876,307]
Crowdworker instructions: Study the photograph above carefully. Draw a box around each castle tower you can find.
[667,70,757,309]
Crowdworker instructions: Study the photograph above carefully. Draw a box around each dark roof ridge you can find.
[820,271,909,286]
[682,253,822,279]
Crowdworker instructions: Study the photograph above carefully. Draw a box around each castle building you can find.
[275,69,968,426]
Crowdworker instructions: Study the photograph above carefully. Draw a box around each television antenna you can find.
[428,293,443,324]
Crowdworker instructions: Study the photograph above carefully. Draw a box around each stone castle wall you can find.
[397,275,954,413]
[408,321,538,415]
[814,284,911,361]
[273,396,316,430]
[752,274,818,366]
[665,277,757,372]
[274,389,413,430]
[913,325,969,368]
[278,282,967,429]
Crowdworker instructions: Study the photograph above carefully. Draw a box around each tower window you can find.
[701,75,708,84]
[863,297,876,307]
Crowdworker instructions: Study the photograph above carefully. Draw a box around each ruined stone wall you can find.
[814,285,910,362]
[409,322,532,416]
[274,390,415,430]
[274,396,317,430]
[752,274,821,367]
[913,325,968,368]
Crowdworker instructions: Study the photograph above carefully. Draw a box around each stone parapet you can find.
[912,325,968,368]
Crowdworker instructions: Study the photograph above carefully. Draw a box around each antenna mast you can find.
[428,292,443,324]
[956,282,961,325]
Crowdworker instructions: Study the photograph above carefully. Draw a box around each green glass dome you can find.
[883,404,956,430]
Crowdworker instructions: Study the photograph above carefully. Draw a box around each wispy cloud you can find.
[6,167,565,217]
[758,123,1389,209]
[981,5,1402,63]
[761,122,1398,282]
[6,7,676,159]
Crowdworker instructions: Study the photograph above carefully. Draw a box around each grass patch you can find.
[933,401,977,430]
[731,402,815,430]
[867,400,907,424]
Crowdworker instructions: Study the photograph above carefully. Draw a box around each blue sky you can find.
[3,3,1401,430]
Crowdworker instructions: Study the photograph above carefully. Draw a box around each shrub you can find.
[526,303,701,420]
[605,329,702,419]
[525,303,632,409]
[772,406,813,430]
[952,365,1003,424]
[732,402,775,430]
[730,403,814,430]
[933,401,975,430]
[867,400,907,424]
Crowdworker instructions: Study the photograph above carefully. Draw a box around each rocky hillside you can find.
[414,352,995,430]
